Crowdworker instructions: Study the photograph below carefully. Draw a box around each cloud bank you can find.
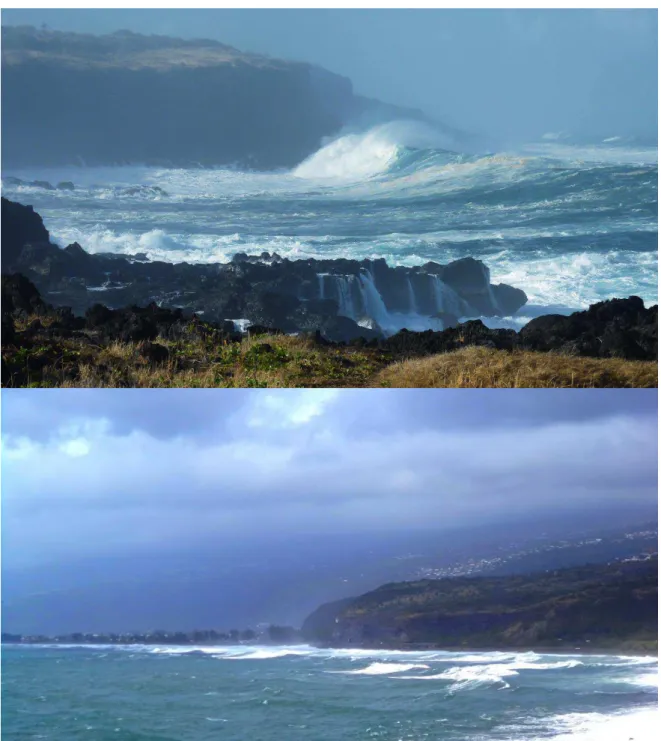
[2,390,656,568]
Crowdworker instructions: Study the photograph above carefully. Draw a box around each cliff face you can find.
[301,559,658,650]
[1,26,413,169]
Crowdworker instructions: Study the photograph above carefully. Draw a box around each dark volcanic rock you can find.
[2,198,529,342]
[2,313,16,346]
[139,342,170,366]
[378,321,518,358]
[1,272,48,316]
[1,197,51,268]
[2,274,658,378]
[31,180,55,191]
[519,297,657,361]
[438,257,495,314]
[1,199,656,360]
[2,274,243,357]
[491,283,529,316]
[83,302,241,345]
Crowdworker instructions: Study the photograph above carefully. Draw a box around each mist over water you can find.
[3,645,657,740]
[3,120,657,328]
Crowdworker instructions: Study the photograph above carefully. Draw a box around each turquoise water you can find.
[2,644,657,740]
[2,122,657,328]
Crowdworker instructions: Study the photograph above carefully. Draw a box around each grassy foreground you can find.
[3,315,657,388]
[377,346,659,389]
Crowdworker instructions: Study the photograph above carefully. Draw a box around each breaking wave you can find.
[330,662,431,675]
[2,120,656,318]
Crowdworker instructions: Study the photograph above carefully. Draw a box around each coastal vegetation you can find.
[1,625,301,646]
[3,317,656,389]
[301,557,658,652]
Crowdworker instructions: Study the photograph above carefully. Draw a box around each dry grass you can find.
[4,331,657,389]
[376,346,658,388]
[40,334,387,388]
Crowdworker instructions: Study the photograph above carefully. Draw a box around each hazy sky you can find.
[2,389,657,570]
[2,8,657,141]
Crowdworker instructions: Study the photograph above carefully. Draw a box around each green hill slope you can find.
[302,558,658,652]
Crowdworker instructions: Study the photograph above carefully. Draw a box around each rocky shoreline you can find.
[1,197,658,363]
[2,197,529,343]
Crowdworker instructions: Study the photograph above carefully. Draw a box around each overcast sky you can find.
[2,8,657,141]
[2,389,657,570]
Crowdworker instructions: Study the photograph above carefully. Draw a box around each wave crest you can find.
[331,662,430,675]
[293,120,457,181]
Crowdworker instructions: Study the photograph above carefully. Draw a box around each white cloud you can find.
[59,438,91,457]
[246,389,339,428]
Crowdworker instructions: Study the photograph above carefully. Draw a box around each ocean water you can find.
[2,644,658,740]
[2,121,657,329]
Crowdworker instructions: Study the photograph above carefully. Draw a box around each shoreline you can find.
[4,641,656,659]
[313,643,658,658]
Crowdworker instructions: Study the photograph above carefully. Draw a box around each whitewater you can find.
[2,121,657,329]
[3,644,657,740]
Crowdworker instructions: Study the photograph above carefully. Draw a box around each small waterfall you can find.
[431,275,444,312]
[335,275,357,319]
[318,273,325,300]
[406,277,418,314]
[486,283,501,315]
[430,275,466,317]
[358,271,390,327]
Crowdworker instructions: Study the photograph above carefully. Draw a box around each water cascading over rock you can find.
[316,268,482,331]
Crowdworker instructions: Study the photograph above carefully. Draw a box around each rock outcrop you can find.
[519,297,658,361]
[1,198,655,357]
[1,197,50,268]
[1,198,528,342]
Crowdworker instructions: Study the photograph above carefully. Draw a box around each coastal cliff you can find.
[1,26,430,169]
[301,558,658,652]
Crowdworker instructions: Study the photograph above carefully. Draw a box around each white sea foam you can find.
[519,141,658,166]
[217,646,315,660]
[294,120,457,182]
[400,663,519,691]
[509,659,583,670]
[624,670,659,689]
[515,707,660,741]
[331,662,430,675]
[294,128,399,181]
